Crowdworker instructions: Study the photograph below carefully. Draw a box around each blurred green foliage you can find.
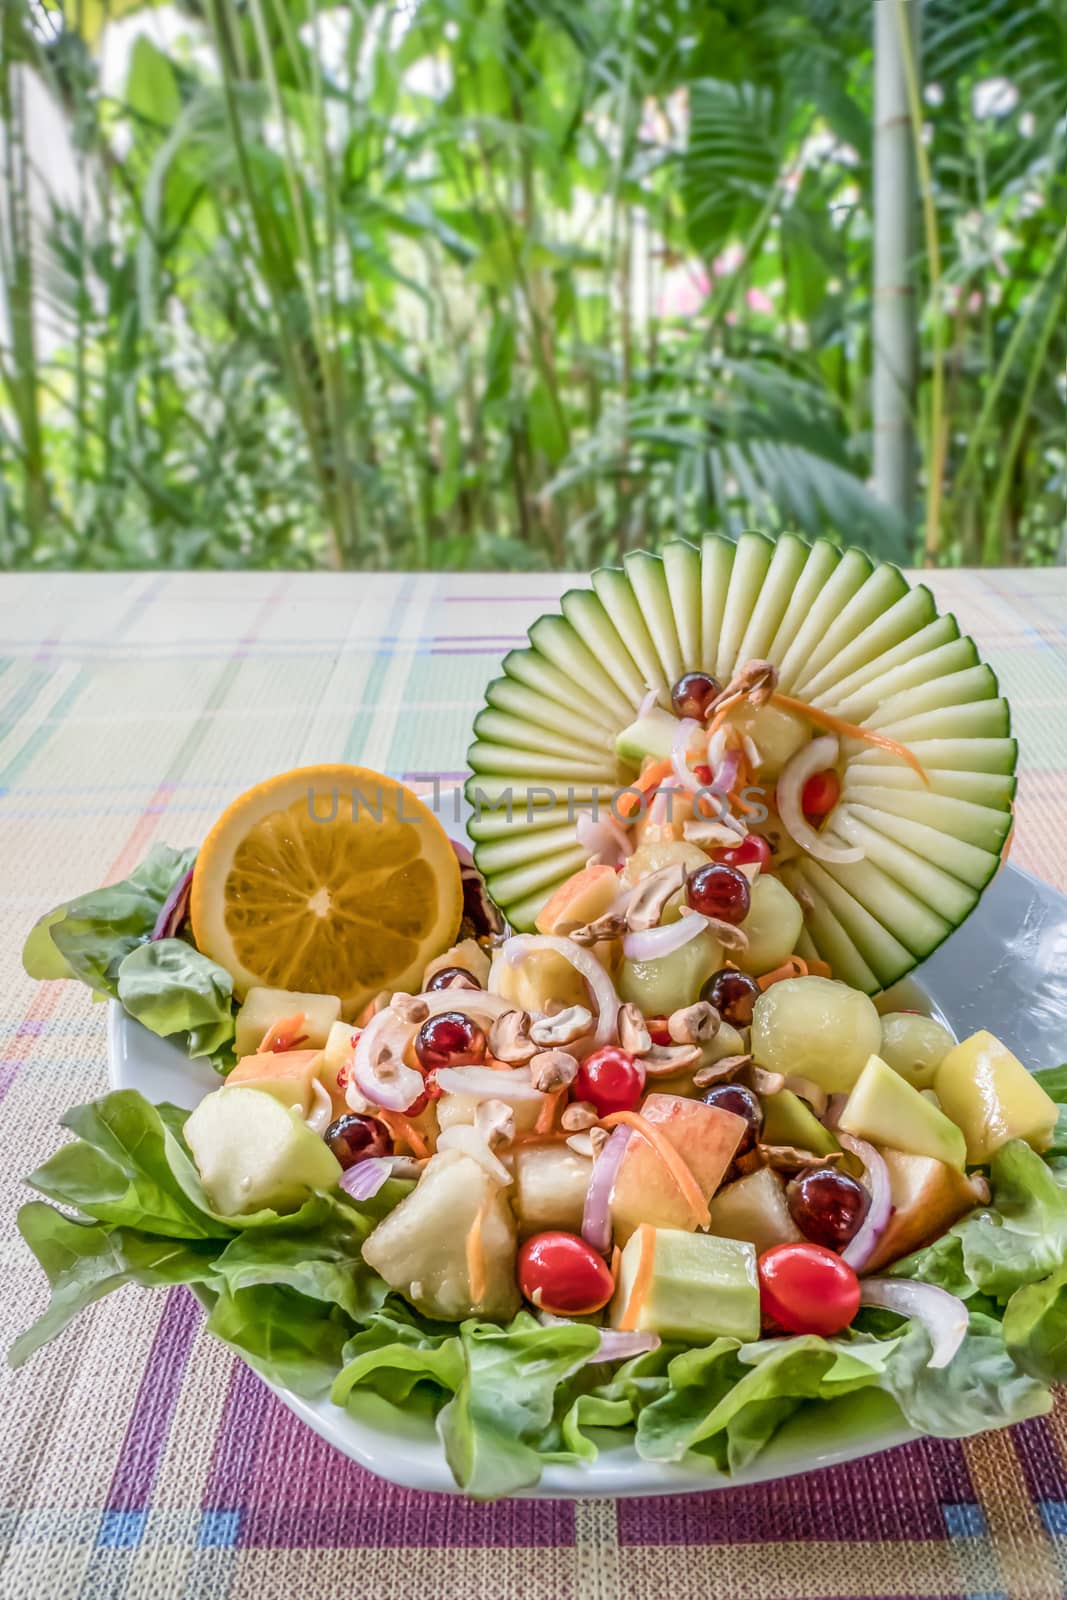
[0,0,1064,571]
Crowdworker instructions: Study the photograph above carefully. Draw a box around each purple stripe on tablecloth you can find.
[1008,1411,1067,1504]
[205,1372,574,1548]
[105,1287,201,1511]
[443,595,567,603]
[617,1437,975,1545]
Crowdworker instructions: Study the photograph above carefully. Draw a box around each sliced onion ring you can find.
[714,747,742,797]
[497,934,620,1048]
[622,911,711,963]
[777,735,863,864]
[350,1009,424,1113]
[581,1124,631,1252]
[411,989,518,1022]
[340,1156,395,1200]
[151,866,195,941]
[637,688,659,719]
[306,1078,333,1136]
[859,1278,969,1369]
[671,717,704,793]
[837,1131,892,1271]
[433,1064,544,1102]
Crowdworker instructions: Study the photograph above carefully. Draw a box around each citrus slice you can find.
[190,765,463,1015]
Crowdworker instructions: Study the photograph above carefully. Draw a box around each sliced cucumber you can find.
[467,803,577,842]
[865,665,998,731]
[663,540,702,671]
[765,539,843,666]
[790,562,909,692]
[505,875,575,932]
[466,741,620,783]
[557,589,649,712]
[465,775,602,809]
[526,615,635,726]
[699,534,735,676]
[798,585,938,703]
[474,823,586,873]
[592,565,668,698]
[735,533,811,666]
[868,700,1010,744]
[817,852,952,959]
[830,813,981,921]
[473,707,614,765]
[849,736,1017,774]
[788,859,912,991]
[500,647,621,737]
[841,800,1000,888]
[715,531,775,682]
[626,551,685,688]
[840,780,1011,852]
[486,674,617,750]
[780,863,880,991]
[775,547,874,691]
[819,618,968,719]
[489,846,589,907]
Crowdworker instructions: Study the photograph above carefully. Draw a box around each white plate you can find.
[107,791,1067,1496]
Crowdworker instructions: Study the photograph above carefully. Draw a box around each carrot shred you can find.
[757,955,809,991]
[258,1012,309,1054]
[600,1111,710,1227]
[610,1244,621,1285]
[770,692,930,784]
[535,1088,565,1136]
[617,1226,656,1331]
[466,1199,489,1304]
[616,758,674,818]
[806,957,833,978]
[378,1109,430,1160]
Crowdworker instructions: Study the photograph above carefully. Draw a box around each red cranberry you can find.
[701,968,761,1026]
[686,862,751,924]
[670,672,721,721]
[324,1113,392,1169]
[414,1011,486,1071]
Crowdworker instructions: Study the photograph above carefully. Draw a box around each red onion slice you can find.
[671,717,704,793]
[412,989,517,1022]
[824,1092,849,1130]
[777,735,864,864]
[497,935,620,1047]
[622,911,711,964]
[837,1131,892,1271]
[859,1278,969,1369]
[350,1010,424,1112]
[714,747,742,797]
[581,1125,631,1252]
[536,1312,660,1364]
[434,1064,544,1102]
[340,1157,395,1200]
[151,866,195,941]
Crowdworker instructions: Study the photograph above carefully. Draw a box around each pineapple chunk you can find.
[226,1049,325,1118]
[234,987,341,1058]
[362,1149,520,1322]
[437,1088,544,1135]
[511,1143,593,1236]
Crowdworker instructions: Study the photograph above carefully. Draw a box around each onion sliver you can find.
[306,1077,334,1136]
[412,989,518,1022]
[436,1123,512,1184]
[859,1278,969,1369]
[777,735,864,864]
[837,1132,892,1271]
[434,1064,543,1102]
[714,747,742,798]
[151,866,195,941]
[576,809,634,865]
[637,688,659,719]
[499,934,620,1047]
[671,717,704,793]
[623,911,711,964]
[581,1125,631,1252]
[340,1157,394,1200]
[350,1010,424,1113]
[537,1312,660,1364]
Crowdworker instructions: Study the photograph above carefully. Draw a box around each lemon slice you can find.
[190,765,463,1015]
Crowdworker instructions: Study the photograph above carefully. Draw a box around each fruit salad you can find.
[12,538,1067,1501]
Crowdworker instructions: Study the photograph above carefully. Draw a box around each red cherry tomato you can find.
[518,1231,615,1315]
[713,833,772,871]
[801,768,841,818]
[574,1046,646,1116]
[757,1243,860,1336]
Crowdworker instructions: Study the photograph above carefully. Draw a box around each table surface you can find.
[2,567,1067,1600]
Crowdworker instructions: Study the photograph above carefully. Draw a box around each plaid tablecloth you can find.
[2,567,1067,1600]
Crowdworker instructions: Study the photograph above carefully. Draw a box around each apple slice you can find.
[185,1086,340,1216]
[863,1148,985,1273]
[609,1092,747,1245]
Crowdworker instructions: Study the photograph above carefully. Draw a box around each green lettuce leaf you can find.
[23,845,196,997]
[211,1194,391,1323]
[9,1201,221,1368]
[954,1141,1067,1300]
[879,1314,1051,1436]
[1003,1263,1067,1384]
[206,1283,354,1398]
[116,938,235,1058]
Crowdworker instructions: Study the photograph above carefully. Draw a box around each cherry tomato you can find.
[518,1231,614,1315]
[757,1243,860,1336]
[713,833,772,871]
[574,1046,646,1117]
[801,768,841,818]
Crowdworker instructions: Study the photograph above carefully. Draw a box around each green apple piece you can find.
[361,1149,520,1321]
[616,930,723,1017]
[185,1086,341,1216]
[234,986,341,1058]
[615,705,677,766]
[610,1226,760,1343]
[878,1012,955,1090]
[707,1166,804,1254]
[511,1143,593,1236]
[735,875,805,976]
[839,1053,967,1170]
[761,1089,841,1157]
[934,1030,1058,1164]
[750,975,882,1092]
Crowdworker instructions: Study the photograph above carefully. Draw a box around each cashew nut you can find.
[529,1005,592,1048]
[617,1002,651,1056]
[667,1001,720,1045]
[560,1100,598,1132]
[487,1009,537,1065]
[529,1049,580,1093]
